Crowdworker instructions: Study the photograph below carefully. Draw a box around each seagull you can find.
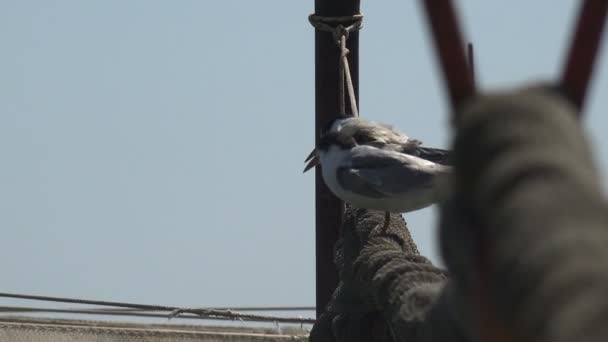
[303,116,451,229]
[312,116,450,164]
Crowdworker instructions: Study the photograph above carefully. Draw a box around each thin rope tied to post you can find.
[309,14,363,117]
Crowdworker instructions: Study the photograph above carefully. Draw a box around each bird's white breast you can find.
[319,145,443,213]
[319,145,352,201]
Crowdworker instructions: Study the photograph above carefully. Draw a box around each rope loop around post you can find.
[309,13,363,117]
[308,14,364,44]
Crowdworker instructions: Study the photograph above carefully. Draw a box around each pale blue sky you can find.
[1,1,606,320]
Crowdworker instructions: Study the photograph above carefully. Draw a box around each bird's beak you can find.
[303,148,320,173]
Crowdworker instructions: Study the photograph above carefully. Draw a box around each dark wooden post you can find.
[312,0,361,318]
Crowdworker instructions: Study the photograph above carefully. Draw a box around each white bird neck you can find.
[319,145,351,170]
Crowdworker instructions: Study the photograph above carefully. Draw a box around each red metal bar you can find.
[421,2,518,342]
[313,0,360,318]
[560,0,608,112]
[467,43,476,85]
[420,0,476,112]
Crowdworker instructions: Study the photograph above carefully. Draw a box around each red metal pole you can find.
[421,1,606,341]
[560,0,608,113]
[467,43,476,85]
[420,0,476,113]
[420,2,518,342]
[312,0,360,318]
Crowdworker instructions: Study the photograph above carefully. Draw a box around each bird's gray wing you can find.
[337,146,444,197]
[352,125,421,153]
[413,147,451,165]
[336,168,388,198]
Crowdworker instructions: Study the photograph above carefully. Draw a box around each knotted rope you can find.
[309,14,363,117]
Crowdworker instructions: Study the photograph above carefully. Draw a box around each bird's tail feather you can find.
[416,147,451,165]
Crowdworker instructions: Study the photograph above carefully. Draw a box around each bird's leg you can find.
[382,211,391,233]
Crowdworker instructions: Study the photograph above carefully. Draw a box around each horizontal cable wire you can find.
[0,306,314,324]
[0,292,314,324]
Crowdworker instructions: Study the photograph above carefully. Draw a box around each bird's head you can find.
[303,115,360,173]
[303,124,357,173]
